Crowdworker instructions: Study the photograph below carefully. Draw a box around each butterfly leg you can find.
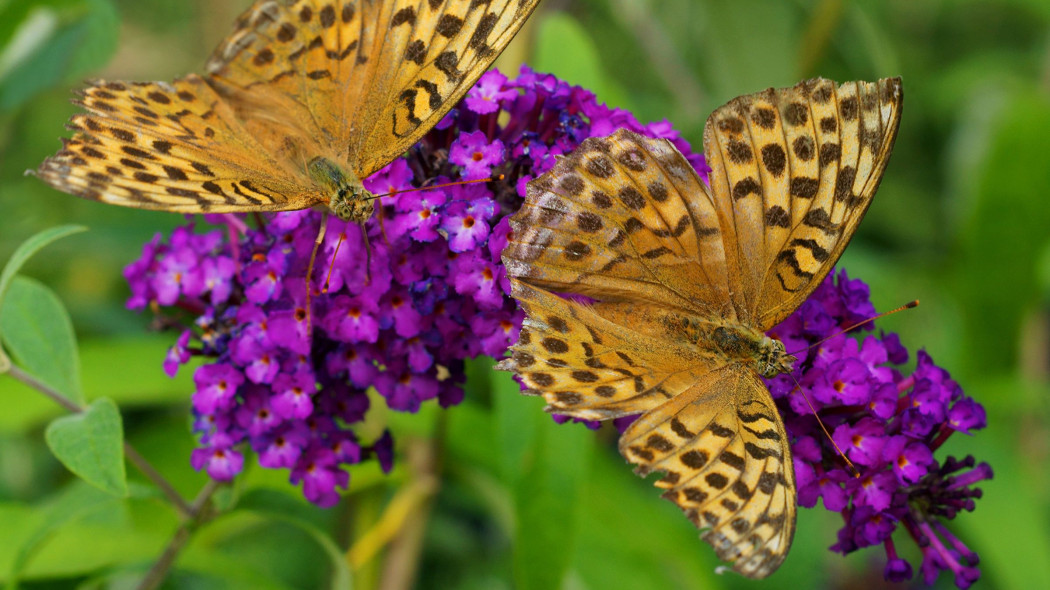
[305,212,330,336]
[361,223,373,287]
[376,196,391,247]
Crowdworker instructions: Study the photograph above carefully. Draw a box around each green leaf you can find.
[235,489,353,590]
[4,482,120,588]
[0,224,85,313]
[951,377,1050,590]
[44,397,127,497]
[574,447,724,590]
[692,0,797,100]
[533,12,630,110]
[954,89,1050,376]
[0,335,196,433]
[0,276,82,403]
[492,363,592,590]
[0,0,119,111]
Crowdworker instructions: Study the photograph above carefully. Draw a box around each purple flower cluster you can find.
[764,269,990,588]
[124,66,704,507]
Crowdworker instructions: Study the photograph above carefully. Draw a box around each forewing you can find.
[703,77,902,328]
[34,76,316,213]
[504,129,736,320]
[205,0,540,178]
[619,367,796,579]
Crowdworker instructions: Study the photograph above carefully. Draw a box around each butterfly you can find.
[498,77,903,577]
[33,0,540,225]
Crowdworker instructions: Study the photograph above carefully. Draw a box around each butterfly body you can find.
[709,324,796,378]
[501,77,903,578]
[306,156,373,223]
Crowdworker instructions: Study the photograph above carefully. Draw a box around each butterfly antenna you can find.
[786,300,919,357]
[366,174,506,201]
[306,212,330,335]
[785,370,860,477]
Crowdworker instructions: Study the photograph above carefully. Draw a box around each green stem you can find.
[5,364,194,517]
[135,479,222,590]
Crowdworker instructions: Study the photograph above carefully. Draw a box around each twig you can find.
[124,445,194,517]
[7,365,81,414]
[5,364,193,516]
[135,479,222,590]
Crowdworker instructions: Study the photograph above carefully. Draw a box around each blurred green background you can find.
[1,0,1049,588]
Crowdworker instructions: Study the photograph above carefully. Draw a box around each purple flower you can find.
[257,426,309,469]
[322,294,381,343]
[124,67,707,509]
[192,363,243,415]
[290,447,349,508]
[882,436,935,484]
[235,387,280,436]
[795,461,848,510]
[761,269,990,587]
[390,176,447,244]
[152,246,203,305]
[190,445,244,481]
[372,430,395,474]
[271,370,317,419]
[449,130,505,180]
[884,539,914,582]
[164,330,192,377]
[465,70,518,114]
[441,197,495,253]
[833,418,887,467]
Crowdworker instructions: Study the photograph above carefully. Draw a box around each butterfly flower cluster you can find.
[124,67,704,507]
[763,269,990,588]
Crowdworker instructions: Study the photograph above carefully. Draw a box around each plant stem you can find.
[124,445,194,517]
[5,364,193,517]
[7,364,80,413]
[135,479,222,590]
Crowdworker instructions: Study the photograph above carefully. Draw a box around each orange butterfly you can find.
[501,78,903,577]
[34,0,540,225]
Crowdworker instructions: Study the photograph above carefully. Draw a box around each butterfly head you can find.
[758,336,797,378]
[308,157,375,224]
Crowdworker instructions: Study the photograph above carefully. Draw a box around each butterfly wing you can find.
[502,127,800,577]
[205,0,541,178]
[34,75,317,213]
[499,280,725,420]
[504,129,739,321]
[618,366,795,579]
[703,77,903,328]
[498,280,795,578]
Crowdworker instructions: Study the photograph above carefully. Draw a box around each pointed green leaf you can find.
[0,0,119,111]
[45,397,127,497]
[0,276,82,403]
[493,364,592,590]
[0,225,85,312]
[4,482,120,588]
[960,91,1050,374]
